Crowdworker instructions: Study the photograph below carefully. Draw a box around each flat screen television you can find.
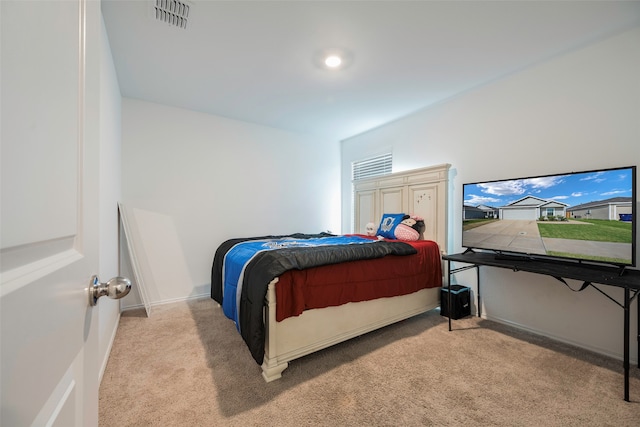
[462,165,637,268]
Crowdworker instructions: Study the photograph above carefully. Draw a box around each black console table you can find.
[442,251,640,402]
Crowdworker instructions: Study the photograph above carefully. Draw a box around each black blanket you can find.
[210,233,417,365]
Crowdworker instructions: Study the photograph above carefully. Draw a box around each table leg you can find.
[624,287,630,402]
[447,259,452,332]
[476,266,481,318]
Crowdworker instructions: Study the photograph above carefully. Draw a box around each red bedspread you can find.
[275,238,442,321]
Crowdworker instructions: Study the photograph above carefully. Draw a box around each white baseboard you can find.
[481,313,638,365]
[120,292,210,312]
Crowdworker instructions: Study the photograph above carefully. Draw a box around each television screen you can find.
[462,166,637,267]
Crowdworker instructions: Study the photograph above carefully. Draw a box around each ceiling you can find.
[101,1,640,141]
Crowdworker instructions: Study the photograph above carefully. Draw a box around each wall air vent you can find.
[153,0,191,29]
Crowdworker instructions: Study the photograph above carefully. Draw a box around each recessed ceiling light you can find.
[314,48,353,71]
[324,55,342,68]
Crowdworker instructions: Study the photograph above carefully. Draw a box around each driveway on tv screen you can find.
[463,219,630,260]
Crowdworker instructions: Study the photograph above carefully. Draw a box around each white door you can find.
[2,1,103,425]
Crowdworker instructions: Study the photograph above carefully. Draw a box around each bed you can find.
[211,163,450,381]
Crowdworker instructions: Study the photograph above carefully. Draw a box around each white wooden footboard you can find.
[260,163,449,381]
[261,278,441,382]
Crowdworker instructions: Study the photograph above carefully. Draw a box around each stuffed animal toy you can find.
[393,215,425,241]
[365,222,377,236]
[411,215,426,240]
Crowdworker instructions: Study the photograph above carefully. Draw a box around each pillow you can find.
[414,217,426,240]
[376,213,407,239]
[394,223,420,241]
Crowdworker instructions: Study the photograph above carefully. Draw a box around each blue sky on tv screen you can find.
[464,168,634,208]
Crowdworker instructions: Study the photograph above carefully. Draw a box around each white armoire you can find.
[353,163,450,251]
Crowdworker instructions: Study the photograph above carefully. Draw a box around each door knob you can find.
[88,275,132,306]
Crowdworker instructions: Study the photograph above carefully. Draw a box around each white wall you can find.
[342,27,640,362]
[120,100,341,307]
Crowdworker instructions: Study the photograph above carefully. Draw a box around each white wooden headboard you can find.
[353,163,450,253]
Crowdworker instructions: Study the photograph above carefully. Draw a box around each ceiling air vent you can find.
[152,0,191,29]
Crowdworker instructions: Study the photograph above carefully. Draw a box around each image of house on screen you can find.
[498,196,569,220]
[566,197,633,221]
[463,204,499,220]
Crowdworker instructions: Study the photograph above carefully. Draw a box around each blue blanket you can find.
[210,233,417,364]
[222,235,374,331]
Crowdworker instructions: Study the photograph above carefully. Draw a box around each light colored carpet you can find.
[100,298,640,426]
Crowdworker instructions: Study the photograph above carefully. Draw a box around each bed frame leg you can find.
[262,280,288,382]
[261,355,288,382]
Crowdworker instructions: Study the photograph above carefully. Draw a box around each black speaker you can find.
[440,285,471,319]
